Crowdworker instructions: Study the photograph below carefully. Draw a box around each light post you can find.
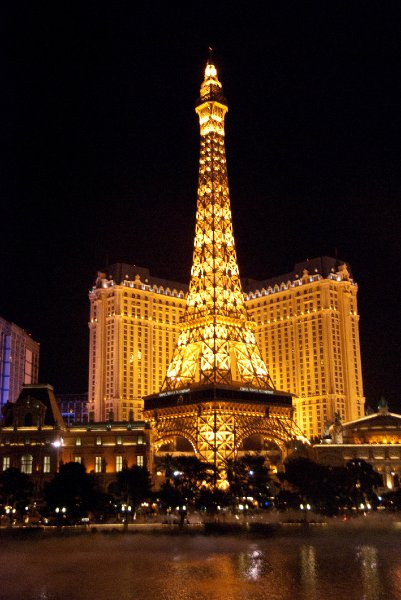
[122,502,132,531]
[5,506,16,527]
[55,506,67,526]
[52,438,63,473]
[300,503,311,523]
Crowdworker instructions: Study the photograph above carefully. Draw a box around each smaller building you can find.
[0,384,151,492]
[311,398,401,491]
[0,384,65,493]
[0,317,40,408]
[56,392,88,426]
[61,421,150,490]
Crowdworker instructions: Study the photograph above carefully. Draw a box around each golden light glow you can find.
[163,62,273,392]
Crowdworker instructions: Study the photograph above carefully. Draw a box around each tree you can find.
[0,468,34,519]
[169,456,214,497]
[156,455,216,516]
[44,462,97,521]
[226,454,274,508]
[115,465,153,512]
[196,488,231,517]
[345,459,382,509]
[157,453,176,478]
[158,480,185,513]
[278,456,349,516]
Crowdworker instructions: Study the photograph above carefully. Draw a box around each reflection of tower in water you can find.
[300,545,317,600]
[358,545,380,600]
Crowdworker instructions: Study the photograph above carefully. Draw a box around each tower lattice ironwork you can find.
[163,60,273,391]
[144,57,306,481]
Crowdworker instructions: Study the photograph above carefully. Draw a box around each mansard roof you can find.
[1,384,65,429]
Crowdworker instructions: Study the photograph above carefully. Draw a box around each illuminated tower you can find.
[163,60,272,391]
[144,57,305,480]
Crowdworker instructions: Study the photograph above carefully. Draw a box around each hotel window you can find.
[116,456,123,472]
[43,455,51,473]
[75,437,81,446]
[137,455,144,467]
[21,454,33,474]
[75,456,82,464]
[2,457,10,471]
[96,437,102,446]
[95,456,102,473]
[116,436,122,445]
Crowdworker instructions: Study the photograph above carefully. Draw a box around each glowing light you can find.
[162,60,274,394]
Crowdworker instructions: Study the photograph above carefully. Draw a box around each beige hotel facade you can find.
[88,256,364,440]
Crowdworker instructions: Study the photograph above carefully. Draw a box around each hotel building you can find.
[244,256,365,439]
[88,256,364,439]
[88,263,187,423]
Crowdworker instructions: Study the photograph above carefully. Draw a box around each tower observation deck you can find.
[144,57,306,481]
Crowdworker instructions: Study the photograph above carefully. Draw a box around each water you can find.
[1,527,401,600]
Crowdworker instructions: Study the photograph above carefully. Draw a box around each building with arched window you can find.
[0,384,151,492]
[311,399,401,491]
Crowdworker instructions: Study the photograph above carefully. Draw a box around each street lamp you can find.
[122,503,132,531]
[300,503,311,523]
[52,438,63,473]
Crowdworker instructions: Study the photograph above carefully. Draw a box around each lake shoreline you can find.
[1,515,401,539]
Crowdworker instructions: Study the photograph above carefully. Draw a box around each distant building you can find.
[88,257,364,439]
[311,398,401,491]
[56,392,88,426]
[0,384,151,490]
[0,316,40,408]
[0,384,66,488]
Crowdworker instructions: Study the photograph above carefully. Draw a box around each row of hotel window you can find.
[1,436,145,446]
[2,455,144,473]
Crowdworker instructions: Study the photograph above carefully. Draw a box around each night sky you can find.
[2,3,401,412]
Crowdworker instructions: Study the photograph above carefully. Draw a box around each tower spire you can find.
[163,59,274,391]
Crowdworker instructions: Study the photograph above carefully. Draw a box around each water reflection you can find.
[1,531,401,600]
[37,589,55,600]
[300,545,317,600]
[238,546,271,581]
[161,553,237,600]
[357,545,380,600]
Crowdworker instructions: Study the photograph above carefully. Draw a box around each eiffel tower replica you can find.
[144,55,305,483]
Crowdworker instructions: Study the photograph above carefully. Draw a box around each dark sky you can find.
[2,3,401,411]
